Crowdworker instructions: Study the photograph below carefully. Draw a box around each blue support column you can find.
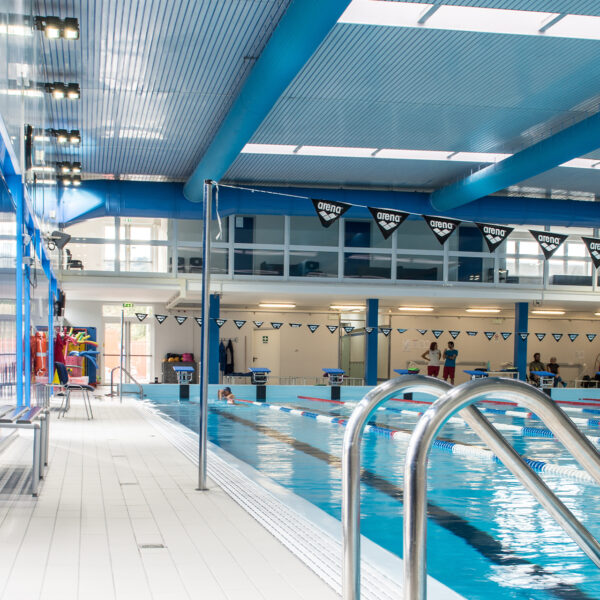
[209,294,220,384]
[8,176,24,407]
[48,279,55,392]
[24,242,31,407]
[514,302,528,381]
[365,299,379,386]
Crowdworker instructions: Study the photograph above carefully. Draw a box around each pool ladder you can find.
[109,366,144,401]
[341,375,600,600]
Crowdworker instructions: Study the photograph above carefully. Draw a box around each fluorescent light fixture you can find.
[449,151,511,163]
[296,145,377,158]
[594,313,600,317]
[398,306,434,312]
[531,309,565,315]
[339,1,600,41]
[37,179,56,185]
[376,149,450,161]
[465,308,501,313]
[330,305,365,311]
[241,143,297,155]
[259,303,296,309]
[0,24,32,36]
[31,165,55,173]
[118,128,163,140]
[33,134,50,142]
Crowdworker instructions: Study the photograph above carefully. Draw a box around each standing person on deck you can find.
[443,341,458,385]
[421,342,441,377]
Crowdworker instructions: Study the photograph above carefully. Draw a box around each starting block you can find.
[531,370,556,395]
[323,368,345,400]
[249,367,270,401]
[172,365,194,401]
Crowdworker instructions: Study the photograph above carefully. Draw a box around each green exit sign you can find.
[122,302,133,308]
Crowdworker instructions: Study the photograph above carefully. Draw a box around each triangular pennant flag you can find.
[194,317,202,327]
[253,321,264,328]
[422,215,461,245]
[417,329,428,335]
[397,328,407,334]
[552,333,563,342]
[343,326,355,334]
[501,332,512,340]
[484,331,495,340]
[307,324,320,333]
[581,236,600,269]
[587,333,597,342]
[365,327,374,334]
[155,314,168,324]
[289,323,302,328]
[271,322,283,329]
[312,198,351,228]
[380,327,392,336]
[535,332,546,341]
[474,223,514,253]
[568,333,579,342]
[368,207,409,239]
[216,319,227,328]
[326,325,339,334]
[135,312,148,322]
[467,331,478,336]
[432,330,444,339]
[234,320,246,329]
[175,316,188,325]
[529,230,568,259]
[449,330,460,339]
[519,332,530,340]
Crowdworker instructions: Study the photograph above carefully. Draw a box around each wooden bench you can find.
[0,404,49,496]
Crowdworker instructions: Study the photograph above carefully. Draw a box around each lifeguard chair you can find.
[323,368,344,400]
[249,367,270,401]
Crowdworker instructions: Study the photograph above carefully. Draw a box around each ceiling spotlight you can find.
[69,130,80,144]
[62,18,79,40]
[56,129,68,144]
[71,162,81,174]
[61,176,72,186]
[35,16,79,40]
[58,162,70,174]
[72,175,81,186]
[66,83,80,99]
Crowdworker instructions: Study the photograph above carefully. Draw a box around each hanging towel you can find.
[219,342,227,373]
[225,340,234,375]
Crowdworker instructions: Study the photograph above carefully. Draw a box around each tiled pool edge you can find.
[136,399,464,600]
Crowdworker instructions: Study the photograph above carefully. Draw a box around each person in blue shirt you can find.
[443,341,458,385]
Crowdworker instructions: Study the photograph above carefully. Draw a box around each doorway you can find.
[252,329,281,378]
[104,321,152,383]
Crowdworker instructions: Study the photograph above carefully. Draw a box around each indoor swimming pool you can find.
[145,387,600,600]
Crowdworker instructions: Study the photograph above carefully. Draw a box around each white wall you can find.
[64,300,600,385]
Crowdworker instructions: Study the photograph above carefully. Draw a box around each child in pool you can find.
[218,387,235,404]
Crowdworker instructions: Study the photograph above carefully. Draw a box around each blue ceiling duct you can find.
[430,111,600,211]
[183,0,352,202]
[62,181,600,228]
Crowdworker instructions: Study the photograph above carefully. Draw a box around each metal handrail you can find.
[341,375,600,600]
[403,377,600,600]
[109,366,144,402]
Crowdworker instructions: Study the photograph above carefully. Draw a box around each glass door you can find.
[103,321,152,383]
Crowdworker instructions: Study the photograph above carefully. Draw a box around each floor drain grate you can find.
[138,543,165,549]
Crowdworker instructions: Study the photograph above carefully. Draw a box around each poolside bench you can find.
[0,404,49,496]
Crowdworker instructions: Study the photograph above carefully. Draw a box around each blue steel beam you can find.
[430,111,600,211]
[183,0,352,202]
[63,180,600,228]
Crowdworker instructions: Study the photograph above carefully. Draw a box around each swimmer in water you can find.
[218,387,235,404]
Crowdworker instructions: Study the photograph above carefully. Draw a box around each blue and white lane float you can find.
[231,398,595,485]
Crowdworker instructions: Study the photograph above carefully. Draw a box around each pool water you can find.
[148,392,600,600]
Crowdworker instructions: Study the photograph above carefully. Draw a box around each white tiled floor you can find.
[0,397,339,600]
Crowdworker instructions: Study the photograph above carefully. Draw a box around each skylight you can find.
[338,1,600,41]
[240,143,600,171]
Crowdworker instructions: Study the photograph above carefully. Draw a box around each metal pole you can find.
[198,180,212,490]
[403,378,600,600]
[119,309,124,403]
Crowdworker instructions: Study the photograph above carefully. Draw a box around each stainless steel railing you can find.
[403,377,600,600]
[109,366,144,402]
[341,375,600,600]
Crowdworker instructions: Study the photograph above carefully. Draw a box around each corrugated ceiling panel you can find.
[36,0,290,177]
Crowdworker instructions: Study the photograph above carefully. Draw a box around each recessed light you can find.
[531,310,565,315]
[398,307,434,312]
[259,303,296,309]
[465,308,501,313]
[330,305,365,311]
